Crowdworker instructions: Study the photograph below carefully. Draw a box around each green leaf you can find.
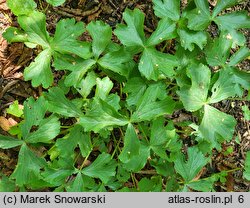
[66,173,97,192]
[0,135,23,149]
[2,27,29,43]
[227,29,247,48]
[149,117,175,159]
[46,0,66,6]
[98,49,134,78]
[131,83,175,122]
[66,173,84,191]
[119,124,140,163]
[139,48,178,80]
[215,11,250,31]
[95,77,113,100]
[0,174,16,191]
[174,146,209,182]
[209,70,238,103]
[123,143,150,172]
[45,87,83,117]
[186,0,211,31]
[212,0,239,18]
[20,96,48,138]
[42,167,74,187]
[24,49,53,88]
[178,64,211,111]
[150,117,167,147]
[7,0,36,16]
[138,176,162,192]
[152,0,180,21]
[76,71,97,98]
[86,21,112,58]
[242,106,250,121]
[53,53,96,87]
[177,29,207,51]
[82,153,117,183]
[187,177,216,192]
[64,59,96,87]
[7,100,23,117]
[230,67,250,90]
[11,144,47,186]
[243,151,250,181]
[146,18,176,46]
[123,77,147,107]
[51,18,92,59]
[229,46,250,66]
[24,116,60,143]
[79,98,128,132]
[114,8,145,48]
[56,125,92,159]
[17,11,50,48]
[205,34,232,67]
[199,105,236,148]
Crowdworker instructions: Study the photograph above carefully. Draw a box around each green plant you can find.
[0,0,250,191]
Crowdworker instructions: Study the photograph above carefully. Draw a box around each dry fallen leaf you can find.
[0,116,11,131]
[0,116,18,131]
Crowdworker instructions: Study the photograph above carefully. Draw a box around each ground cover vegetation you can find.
[0,0,250,191]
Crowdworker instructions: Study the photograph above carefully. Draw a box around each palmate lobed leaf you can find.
[82,153,117,184]
[98,48,135,78]
[152,0,180,21]
[17,11,50,48]
[131,82,175,122]
[123,77,147,107]
[146,17,176,46]
[205,33,233,67]
[119,124,140,164]
[178,64,211,112]
[76,71,97,98]
[79,98,129,133]
[177,29,207,51]
[51,18,92,59]
[66,173,98,192]
[214,11,250,31]
[199,104,236,149]
[56,125,92,159]
[0,135,24,149]
[209,69,239,103]
[114,8,145,48]
[138,176,163,192]
[2,27,29,43]
[86,21,112,58]
[174,146,210,183]
[11,144,47,187]
[3,12,92,88]
[20,96,48,138]
[7,0,36,16]
[45,87,83,117]
[24,116,60,144]
[122,143,150,172]
[139,47,178,80]
[186,0,211,31]
[114,8,179,81]
[24,49,53,88]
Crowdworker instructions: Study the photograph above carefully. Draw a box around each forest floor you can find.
[0,0,249,191]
